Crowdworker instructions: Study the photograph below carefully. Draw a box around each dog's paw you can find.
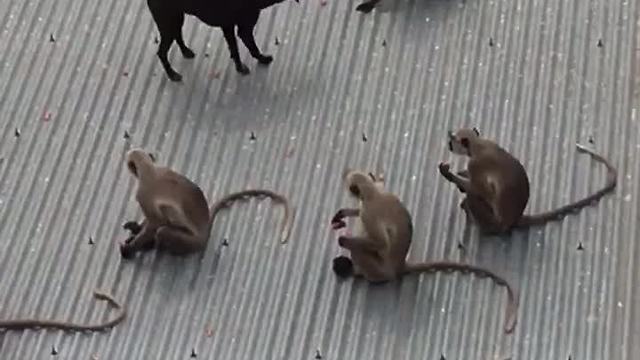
[356,2,375,13]
[236,63,250,75]
[182,48,196,59]
[257,54,273,65]
[168,71,183,82]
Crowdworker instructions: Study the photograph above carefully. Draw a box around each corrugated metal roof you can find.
[0,0,638,358]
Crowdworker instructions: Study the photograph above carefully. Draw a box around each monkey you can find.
[355,0,381,13]
[439,128,617,235]
[0,290,125,332]
[146,0,300,82]
[119,149,293,259]
[330,170,518,333]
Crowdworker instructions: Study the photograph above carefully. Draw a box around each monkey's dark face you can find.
[127,160,138,178]
[448,128,479,156]
[344,171,371,199]
[126,149,156,178]
[348,184,361,198]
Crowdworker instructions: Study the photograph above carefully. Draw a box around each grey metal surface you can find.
[0,0,638,358]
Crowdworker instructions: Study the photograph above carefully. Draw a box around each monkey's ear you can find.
[461,138,470,148]
[148,153,156,162]
[472,127,480,136]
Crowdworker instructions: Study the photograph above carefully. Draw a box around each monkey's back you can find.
[468,145,530,225]
[368,193,413,267]
[151,167,211,227]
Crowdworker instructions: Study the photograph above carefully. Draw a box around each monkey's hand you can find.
[439,162,467,193]
[331,211,347,230]
[123,221,142,235]
[438,162,452,177]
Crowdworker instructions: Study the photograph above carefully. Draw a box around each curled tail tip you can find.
[279,226,291,243]
[505,322,516,334]
[92,290,109,299]
[575,143,592,153]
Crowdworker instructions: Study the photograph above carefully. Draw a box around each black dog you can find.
[147,0,299,82]
[356,0,381,13]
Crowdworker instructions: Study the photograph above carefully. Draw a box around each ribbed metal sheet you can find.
[0,0,638,358]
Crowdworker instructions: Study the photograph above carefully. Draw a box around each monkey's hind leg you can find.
[350,252,394,283]
[155,226,206,256]
[120,225,156,259]
[462,195,510,235]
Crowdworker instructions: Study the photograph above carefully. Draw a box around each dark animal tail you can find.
[402,261,518,334]
[516,144,617,227]
[0,290,126,332]
[209,189,294,243]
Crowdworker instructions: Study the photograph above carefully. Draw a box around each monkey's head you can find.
[448,127,480,156]
[343,169,383,200]
[126,149,156,178]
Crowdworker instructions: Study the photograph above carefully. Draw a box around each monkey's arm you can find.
[439,163,470,193]
[456,169,470,178]
[331,208,360,229]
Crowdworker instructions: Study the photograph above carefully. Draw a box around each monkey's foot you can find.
[123,221,142,235]
[119,244,135,260]
[256,54,273,65]
[355,2,375,13]
[332,256,354,278]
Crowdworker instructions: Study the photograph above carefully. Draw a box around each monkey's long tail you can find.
[209,189,294,243]
[516,143,617,227]
[0,290,126,332]
[403,261,518,334]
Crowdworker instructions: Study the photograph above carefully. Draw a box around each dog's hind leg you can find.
[356,0,380,13]
[222,26,250,75]
[237,11,273,65]
[147,1,184,81]
[174,13,195,59]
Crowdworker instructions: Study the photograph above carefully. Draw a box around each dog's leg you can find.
[356,0,380,13]
[222,26,250,75]
[238,11,273,65]
[175,13,195,59]
[157,34,182,82]
[147,2,183,82]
